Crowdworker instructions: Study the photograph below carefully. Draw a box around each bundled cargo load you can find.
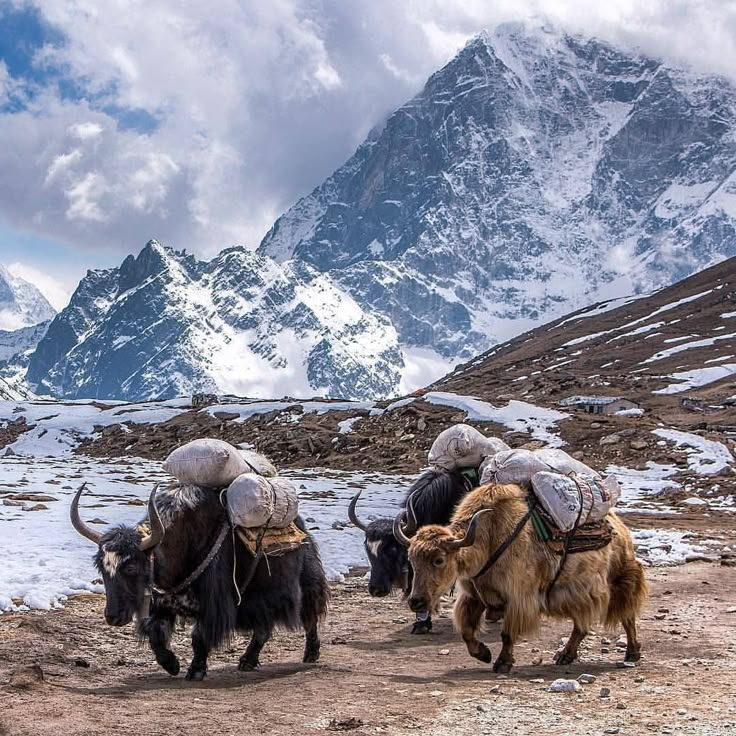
[163,438,277,487]
[428,424,510,471]
[238,448,278,477]
[226,473,299,529]
[480,448,601,487]
[530,472,621,532]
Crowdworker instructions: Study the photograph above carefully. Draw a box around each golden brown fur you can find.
[406,483,647,672]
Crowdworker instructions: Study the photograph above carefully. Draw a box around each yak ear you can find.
[446,509,492,550]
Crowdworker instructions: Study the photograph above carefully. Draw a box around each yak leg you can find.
[185,624,210,681]
[301,607,321,664]
[493,631,515,673]
[455,592,492,664]
[239,626,271,671]
[411,611,433,634]
[145,613,180,676]
[554,622,588,665]
[622,617,641,662]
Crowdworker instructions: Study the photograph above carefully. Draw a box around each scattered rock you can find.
[532,656,543,666]
[74,658,90,668]
[616,702,627,710]
[8,493,57,502]
[548,679,581,693]
[330,636,347,645]
[617,661,636,669]
[630,438,648,450]
[600,687,611,698]
[2,499,25,507]
[529,678,545,684]
[8,665,44,689]
[437,649,450,656]
[677,709,687,716]
[327,717,363,731]
[599,434,621,446]
[634,675,645,683]
[604,728,620,734]
[489,685,501,694]
[577,674,597,684]
[26,504,48,512]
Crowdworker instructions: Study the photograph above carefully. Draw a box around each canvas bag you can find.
[238,448,278,477]
[531,472,620,532]
[480,448,601,487]
[428,424,510,470]
[163,438,252,487]
[226,473,299,529]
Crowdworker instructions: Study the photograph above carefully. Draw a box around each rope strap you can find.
[152,521,230,596]
[472,497,536,581]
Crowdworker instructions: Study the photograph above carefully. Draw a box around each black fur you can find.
[362,469,472,596]
[94,485,329,680]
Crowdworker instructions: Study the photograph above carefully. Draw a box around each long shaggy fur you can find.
[408,483,647,669]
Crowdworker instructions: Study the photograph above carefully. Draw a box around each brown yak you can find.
[394,483,647,673]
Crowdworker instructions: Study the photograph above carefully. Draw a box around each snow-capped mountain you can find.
[0,265,56,331]
[259,23,736,367]
[26,241,402,401]
[0,320,50,400]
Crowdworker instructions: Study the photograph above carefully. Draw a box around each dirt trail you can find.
[1,563,735,736]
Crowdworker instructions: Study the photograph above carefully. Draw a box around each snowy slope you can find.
[0,265,56,331]
[0,321,50,400]
[259,23,736,372]
[27,241,402,401]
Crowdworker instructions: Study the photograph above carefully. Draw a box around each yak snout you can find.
[105,610,133,627]
[368,582,391,597]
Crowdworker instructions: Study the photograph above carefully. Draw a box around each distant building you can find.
[680,396,706,412]
[559,395,640,415]
[192,392,218,408]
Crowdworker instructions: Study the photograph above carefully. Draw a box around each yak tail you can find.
[301,541,331,625]
[605,557,648,629]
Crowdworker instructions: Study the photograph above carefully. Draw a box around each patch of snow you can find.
[422,391,569,447]
[653,364,736,394]
[337,416,362,434]
[652,429,733,476]
[615,408,644,417]
[633,529,706,566]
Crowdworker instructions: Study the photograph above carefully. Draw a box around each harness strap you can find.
[152,521,230,596]
[545,478,585,599]
[472,497,537,582]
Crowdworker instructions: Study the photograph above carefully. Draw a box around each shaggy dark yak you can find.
[71,482,329,680]
[348,468,476,633]
[394,482,647,672]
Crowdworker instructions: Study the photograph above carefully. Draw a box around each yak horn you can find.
[70,483,103,544]
[403,491,419,534]
[347,491,368,532]
[139,483,165,551]
[393,512,412,548]
[446,509,492,550]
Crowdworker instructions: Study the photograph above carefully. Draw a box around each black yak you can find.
[348,468,476,633]
[71,482,329,680]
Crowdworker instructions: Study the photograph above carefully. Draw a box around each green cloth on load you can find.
[460,466,480,489]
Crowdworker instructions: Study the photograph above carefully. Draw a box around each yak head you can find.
[348,491,408,597]
[394,508,490,614]
[70,483,165,626]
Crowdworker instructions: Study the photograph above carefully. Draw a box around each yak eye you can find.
[433,557,446,568]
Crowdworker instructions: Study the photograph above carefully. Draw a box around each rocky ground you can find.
[1,563,735,736]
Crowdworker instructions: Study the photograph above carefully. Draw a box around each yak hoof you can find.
[473,642,493,664]
[238,658,259,672]
[553,651,577,666]
[185,668,207,682]
[303,646,320,664]
[492,658,513,673]
[411,619,433,635]
[625,645,641,663]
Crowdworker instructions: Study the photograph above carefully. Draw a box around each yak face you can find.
[364,519,408,597]
[94,526,150,626]
[406,527,461,614]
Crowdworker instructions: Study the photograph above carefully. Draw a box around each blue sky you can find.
[1,0,734,310]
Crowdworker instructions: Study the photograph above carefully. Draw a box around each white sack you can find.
[429,424,510,471]
[480,449,551,486]
[163,439,251,487]
[534,449,601,479]
[238,448,278,477]
[531,472,618,532]
[227,473,299,529]
[480,448,601,487]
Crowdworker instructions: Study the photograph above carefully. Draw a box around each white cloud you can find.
[6,262,72,311]
[0,0,734,263]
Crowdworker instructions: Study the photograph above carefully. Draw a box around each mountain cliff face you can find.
[26,241,402,401]
[0,265,56,332]
[258,23,736,364]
